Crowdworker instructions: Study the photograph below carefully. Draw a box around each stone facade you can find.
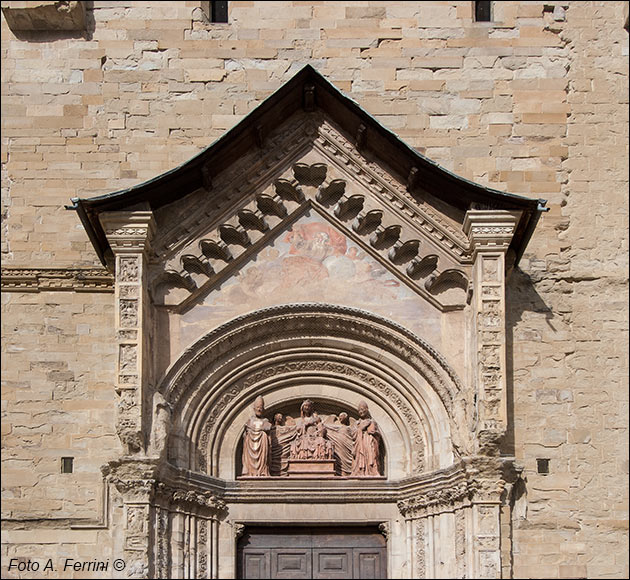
[1,2,628,579]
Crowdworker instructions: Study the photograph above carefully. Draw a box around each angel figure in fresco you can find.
[350,401,382,477]
[241,396,272,477]
[325,412,355,476]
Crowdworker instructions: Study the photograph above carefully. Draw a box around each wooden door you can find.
[237,526,386,579]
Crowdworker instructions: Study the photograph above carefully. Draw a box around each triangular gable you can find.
[72,65,546,282]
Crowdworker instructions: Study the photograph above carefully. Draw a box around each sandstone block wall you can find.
[1,2,628,578]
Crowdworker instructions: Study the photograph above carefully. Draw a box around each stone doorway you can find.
[237,526,387,579]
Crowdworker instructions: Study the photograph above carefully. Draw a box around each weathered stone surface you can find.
[1,1,628,579]
[1,1,86,31]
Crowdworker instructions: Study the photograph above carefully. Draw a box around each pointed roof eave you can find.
[70,64,546,269]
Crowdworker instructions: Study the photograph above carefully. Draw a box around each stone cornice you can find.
[100,211,156,255]
[1,267,114,293]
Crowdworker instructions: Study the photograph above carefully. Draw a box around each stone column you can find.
[463,210,520,451]
[100,211,156,455]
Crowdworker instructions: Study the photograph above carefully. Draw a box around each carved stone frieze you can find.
[0,267,114,292]
[398,480,471,518]
[154,483,226,515]
[415,519,426,579]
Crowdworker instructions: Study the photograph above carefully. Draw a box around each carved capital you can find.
[155,483,227,515]
[103,458,160,502]
[100,211,156,255]
[462,456,508,503]
[398,479,471,518]
[463,210,521,257]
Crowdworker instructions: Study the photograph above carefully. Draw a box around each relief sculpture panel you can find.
[239,397,384,479]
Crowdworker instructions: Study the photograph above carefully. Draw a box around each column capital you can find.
[100,211,156,255]
[463,210,521,256]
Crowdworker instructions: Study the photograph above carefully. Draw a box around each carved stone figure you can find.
[350,401,382,477]
[149,392,172,459]
[270,412,296,476]
[290,399,333,460]
[241,396,272,476]
[325,412,355,476]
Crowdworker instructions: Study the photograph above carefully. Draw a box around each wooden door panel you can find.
[237,527,387,579]
[313,548,353,579]
[271,548,311,579]
[240,550,271,580]
[353,548,386,580]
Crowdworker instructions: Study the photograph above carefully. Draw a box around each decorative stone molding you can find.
[101,211,156,455]
[464,210,519,452]
[398,480,471,518]
[158,304,470,475]
[1,1,86,32]
[197,357,425,475]
[150,115,471,312]
[0,267,113,292]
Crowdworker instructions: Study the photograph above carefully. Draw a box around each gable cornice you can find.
[70,65,545,269]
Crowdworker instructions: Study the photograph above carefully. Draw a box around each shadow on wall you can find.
[2,1,95,42]
[504,267,555,457]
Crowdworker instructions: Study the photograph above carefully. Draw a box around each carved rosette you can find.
[100,211,156,456]
[464,210,519,452]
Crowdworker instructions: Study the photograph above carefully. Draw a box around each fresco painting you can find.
[179,211,441,351]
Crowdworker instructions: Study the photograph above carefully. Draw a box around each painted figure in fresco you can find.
[290,399,334,460]
[350,401,382,477]
[270,412,296,476]
[325,411,355,476]
[241,396,272,477]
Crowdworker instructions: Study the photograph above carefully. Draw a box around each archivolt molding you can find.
[158,304,471,477]
[162,304,463,408]
[195,354,426,476]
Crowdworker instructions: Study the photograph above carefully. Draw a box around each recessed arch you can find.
[158,303,471,480]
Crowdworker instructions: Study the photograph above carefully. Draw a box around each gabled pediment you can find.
[72,65,545,294]
[148,115,473,312]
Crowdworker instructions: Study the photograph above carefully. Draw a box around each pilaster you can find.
[464,210,520,452]
[100,211,156,455]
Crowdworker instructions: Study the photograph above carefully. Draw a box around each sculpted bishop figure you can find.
[241,396,272,477]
